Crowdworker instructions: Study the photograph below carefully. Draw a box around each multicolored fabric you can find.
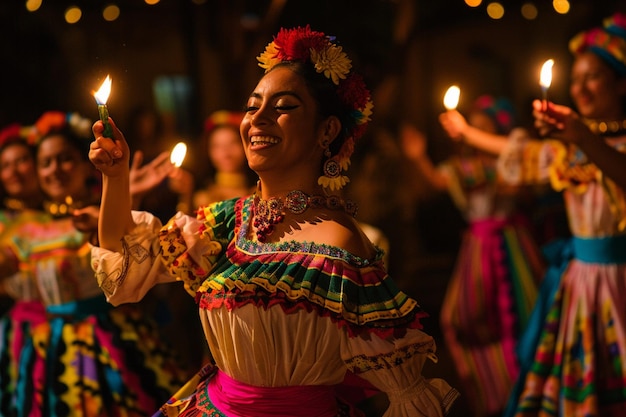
[513,235,626,417]
[440,216,545,416]
[92,197,460,415]
[498,135,626,416]
[0,211,187,417]
[498,138,626,235]
[164,196,426,339]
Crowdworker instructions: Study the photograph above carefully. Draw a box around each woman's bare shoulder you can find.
[292,213,377,260]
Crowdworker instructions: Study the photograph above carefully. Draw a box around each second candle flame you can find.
[443,85,460,110]
[540,59,554,90]
[170,142,187,168]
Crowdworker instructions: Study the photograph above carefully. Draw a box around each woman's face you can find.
[37,135,91,202]
[570,51,626,120]
[208,126,246,174]
[240,66,326,183]
[0,143,40,200]
[468,111,498,134]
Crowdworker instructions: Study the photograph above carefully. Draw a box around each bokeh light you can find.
[486,2,505,19]
[145,0,160,5]
[465,0,482,7]
[553,0,570,14]
[25,0,42,12]
[521,3,538,20]
[103,4,121,21]
[64,6,82,24]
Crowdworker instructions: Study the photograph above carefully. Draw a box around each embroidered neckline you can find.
[237,196,378,267]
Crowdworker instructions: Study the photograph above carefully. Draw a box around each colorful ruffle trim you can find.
[159,197,427,339]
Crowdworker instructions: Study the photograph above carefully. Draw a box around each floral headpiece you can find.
[569,12,626,76]
[472,95,517,135]
[257,25,374,191]
[203,110,244,135]
[0,123,31,150]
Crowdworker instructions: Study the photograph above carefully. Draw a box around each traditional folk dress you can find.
[438,140,546,417]
[91,196,460,417]
[0,209,187,417]
[498,132,626,417]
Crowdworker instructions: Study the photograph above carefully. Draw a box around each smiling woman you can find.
[0,111,188,417]
[89,25,459,416]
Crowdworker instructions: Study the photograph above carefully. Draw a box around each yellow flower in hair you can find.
[257,42,281,72]
[310,45,352,85]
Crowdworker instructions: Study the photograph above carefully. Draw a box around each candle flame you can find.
[93,75,112,105]
[540,59,554,89]
[170,142,187,168]
[443,85,460,110]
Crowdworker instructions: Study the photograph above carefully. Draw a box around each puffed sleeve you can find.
[341,329,459,417]
[496,127,560,186]
[91,204,229,305]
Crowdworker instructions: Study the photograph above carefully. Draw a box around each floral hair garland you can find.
[257,25,374,191]
[0,111,92,148]
[203,110,245,135]
[472,95,517,135]
[569,12,626,77]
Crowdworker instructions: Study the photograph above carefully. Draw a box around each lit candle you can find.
[93,75,113,138]
[540,59,554,111]
[170,142,187,167]
[443,85,461,110]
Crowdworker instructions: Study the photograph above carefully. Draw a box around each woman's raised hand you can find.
[532,99,594,145]
[439,109,469,141]
[89,118,130,177]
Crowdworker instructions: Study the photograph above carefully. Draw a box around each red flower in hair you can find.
[608,12,626,30]
[273,26,327,62]
[337,73,370,109]
[35,111,67,137]
[0,124,23,148]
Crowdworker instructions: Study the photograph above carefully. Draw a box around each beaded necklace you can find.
[583,118,626,136]
[251,190,358,242]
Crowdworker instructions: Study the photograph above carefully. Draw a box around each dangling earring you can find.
[318,144,349,191]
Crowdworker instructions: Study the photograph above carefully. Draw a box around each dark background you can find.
[2,0,624,133]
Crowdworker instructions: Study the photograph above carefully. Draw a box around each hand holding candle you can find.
[444,85,461,110]
[540,59,554,111]
[93,75,113,138]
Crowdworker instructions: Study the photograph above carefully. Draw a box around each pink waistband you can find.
[469,217,510,235]
[208,370,338,417]
[9,300,46,324]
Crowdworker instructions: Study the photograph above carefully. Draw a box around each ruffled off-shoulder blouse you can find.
[91,197,459,416]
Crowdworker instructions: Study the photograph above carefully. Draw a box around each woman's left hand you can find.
[129,150,173,199]
[532,99,596,145]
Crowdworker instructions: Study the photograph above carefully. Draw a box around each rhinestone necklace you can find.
[251,190,358,242]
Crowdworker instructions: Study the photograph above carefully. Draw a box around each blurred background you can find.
[2,0,625,412]
[3,0,624,135]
